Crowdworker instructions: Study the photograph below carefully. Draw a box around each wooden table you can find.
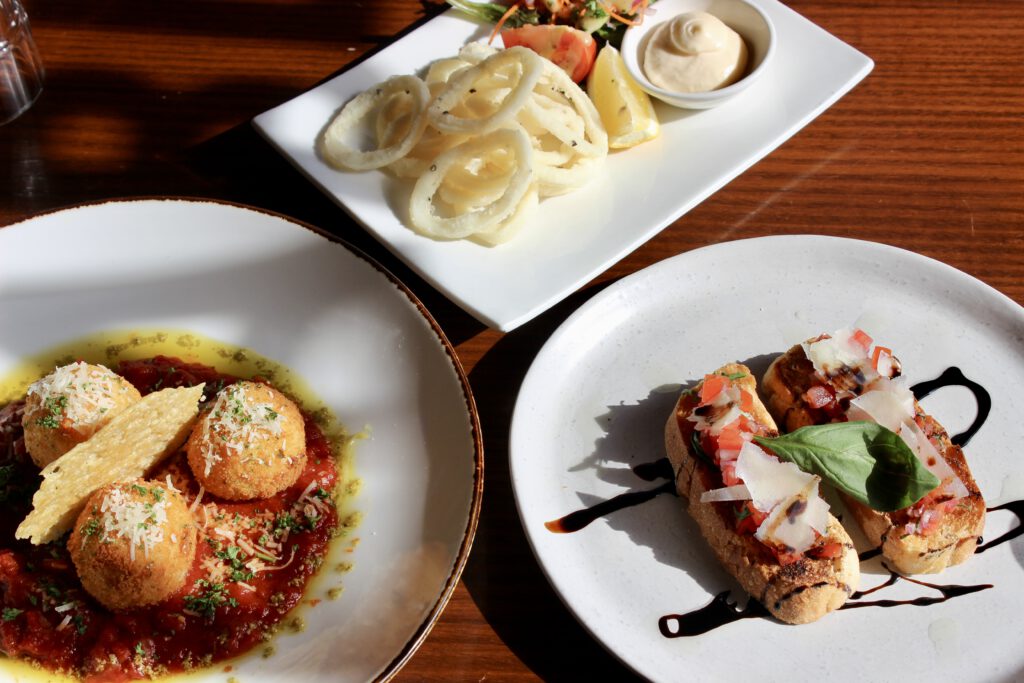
[2,1,1021,679]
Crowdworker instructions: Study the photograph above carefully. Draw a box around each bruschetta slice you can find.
[761,329,985,574]
[664,363,858,624]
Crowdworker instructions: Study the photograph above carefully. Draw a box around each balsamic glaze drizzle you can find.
[544,459,674,533]
[976,500,1024,554]
[910,366,991,447]
[544,481,675,533]
[659,592,769,638]
[841,571,993,610]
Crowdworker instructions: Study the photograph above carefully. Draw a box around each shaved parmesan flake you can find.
[847,381,915,432]
[755,481,829,553]
[736,441,829,554]
[735,442,818,512]
[700,484,751,503]
[901,419,969,499]
[802,328,867,378]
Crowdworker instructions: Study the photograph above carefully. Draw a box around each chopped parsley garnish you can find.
[72,613,86,635]
[735,505,752,522]
[132,484,149,496]
[134,642,145,656]
[273,512,304,536]
[34,395,69,429]
[265,407,279,420]
[215,545,256,582]
[83,518,101,537]
[183,579,237,619]
[2,607,23,621]
[722,371,748,381]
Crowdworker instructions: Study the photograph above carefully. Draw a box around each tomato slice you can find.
[501,24,597,83]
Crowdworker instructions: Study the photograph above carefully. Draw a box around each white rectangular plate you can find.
[253,1,873,331]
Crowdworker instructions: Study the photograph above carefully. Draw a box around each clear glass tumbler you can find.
[0,0,43,125]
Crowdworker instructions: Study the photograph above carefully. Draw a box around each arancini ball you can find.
[68,479,197,610]
[186,381,306,500]
[22,362,142,468]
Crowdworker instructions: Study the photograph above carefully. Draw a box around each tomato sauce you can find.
[0,357,340,681]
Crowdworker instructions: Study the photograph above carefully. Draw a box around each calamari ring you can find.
[535,153,605,197]
[436,146,518,210]
[428,47,544,135]
[526,62,609,159]
[473,183,538,247]
[321,75,430,171]
[409,127,534,239]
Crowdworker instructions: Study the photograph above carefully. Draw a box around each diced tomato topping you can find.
[871,345,892,371]
[775,550,804,566]
[739,389,754,413]
[735,502,767,536]
[803,384,836,409]
[808,542,843,559]
[699,374,729,405]
[850,328,873,352]
[721,462,740,487]
[501,24,597,82]
[717,421,746,453]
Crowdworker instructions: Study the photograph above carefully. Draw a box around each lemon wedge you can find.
[586,45,660,149]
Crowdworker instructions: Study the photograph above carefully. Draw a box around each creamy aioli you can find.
[642,11,748,93]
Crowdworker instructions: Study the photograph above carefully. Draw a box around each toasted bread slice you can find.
[762,343,985,574]
[665,363,858,624]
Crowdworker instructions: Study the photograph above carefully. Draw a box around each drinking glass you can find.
[0,0,43,125]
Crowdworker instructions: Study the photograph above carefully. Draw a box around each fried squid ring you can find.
[535,152,604,197]
[473,183,538,247]
[321,75,430,171]
[527,62,609,159]
[409,127,534,239]
[428,47,544,135]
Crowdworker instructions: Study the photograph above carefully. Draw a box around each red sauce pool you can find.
[0,356,341,681]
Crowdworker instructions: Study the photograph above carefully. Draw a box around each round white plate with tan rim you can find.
[0,198,483,682]
[510,235,1024,682]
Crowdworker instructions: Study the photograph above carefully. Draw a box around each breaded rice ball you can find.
[186,381,306,500]
[22,362,142,468]
[69,479,197,610]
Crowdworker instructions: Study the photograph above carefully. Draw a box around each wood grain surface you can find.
[1,1,1022,680]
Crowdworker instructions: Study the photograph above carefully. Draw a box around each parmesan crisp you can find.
[16,384,205,544]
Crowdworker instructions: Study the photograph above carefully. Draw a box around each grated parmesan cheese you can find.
[99,486,168,562]
[27,362,125,426]
[199,383,285,476]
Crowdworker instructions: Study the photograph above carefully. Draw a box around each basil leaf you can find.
[753,421,940,512]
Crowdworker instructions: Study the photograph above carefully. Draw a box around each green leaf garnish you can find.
[753,421,940,512]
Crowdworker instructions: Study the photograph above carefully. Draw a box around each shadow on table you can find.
[460,281,647,682]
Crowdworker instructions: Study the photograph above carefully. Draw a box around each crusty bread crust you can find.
[665,363,858,624]
[762,345,985,575]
